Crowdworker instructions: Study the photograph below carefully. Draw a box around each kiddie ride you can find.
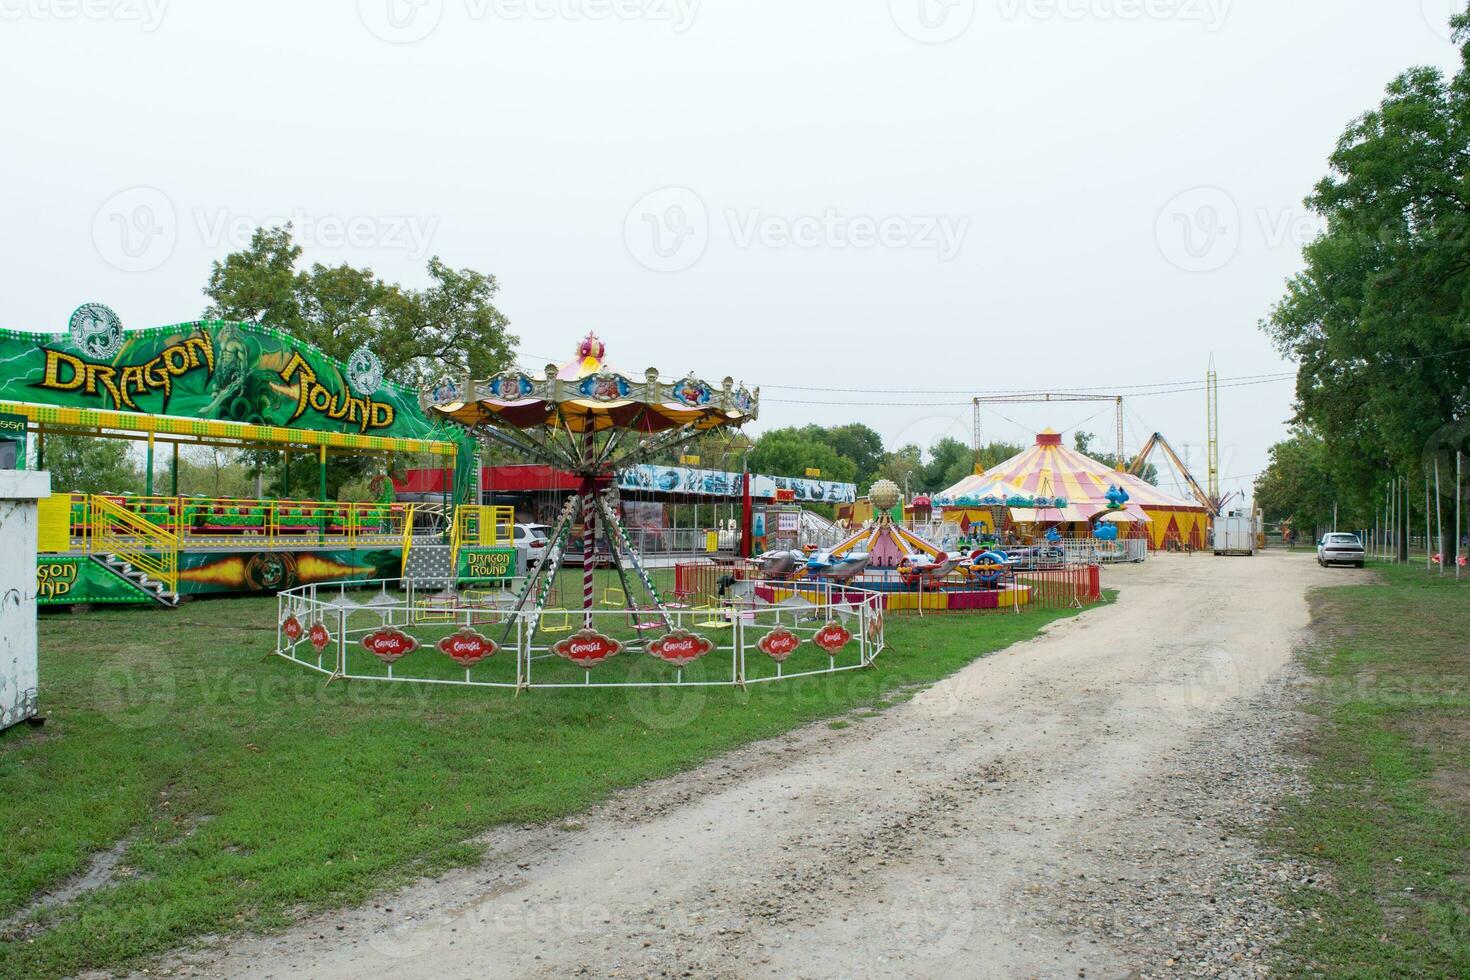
[752,480,1036,612]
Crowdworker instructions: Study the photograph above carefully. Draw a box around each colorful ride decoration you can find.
[427,334,758,638]
[14,311,476,608]
[808,473,1042,613]
[0,316,461,449]
[896,552,961,586]
[957,550,1014,589]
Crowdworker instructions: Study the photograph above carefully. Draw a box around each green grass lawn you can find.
[0,579,1098,978]
[1272,563,1470,976]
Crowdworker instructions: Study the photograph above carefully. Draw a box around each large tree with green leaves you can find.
[747,427,858,485]
[1253,429,1343,540]
[39,436,140,495]
[203,225,517,498]
[1263,5,1470,549]
[204,225,517,388]
[822,423,886,490]
[921,437,974,493]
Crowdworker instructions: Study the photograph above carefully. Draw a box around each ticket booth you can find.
[0,412,25,470]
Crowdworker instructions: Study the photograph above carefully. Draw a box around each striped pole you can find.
[582,484,595,628]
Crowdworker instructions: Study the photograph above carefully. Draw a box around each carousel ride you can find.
[753,480,1037,611]
[427,334,759,637]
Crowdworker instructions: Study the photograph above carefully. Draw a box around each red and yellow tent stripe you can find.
[959,430,1209,549]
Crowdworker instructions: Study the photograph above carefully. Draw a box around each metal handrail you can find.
[89,494,179,593]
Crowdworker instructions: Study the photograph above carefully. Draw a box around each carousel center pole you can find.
[581,428,597,628]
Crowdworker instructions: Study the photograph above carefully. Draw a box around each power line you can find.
[758,372,1295,395]
[761,374,1294,406]
[515,348,1294,398]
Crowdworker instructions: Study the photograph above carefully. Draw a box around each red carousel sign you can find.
[812,622,853,655]
[308,622,332,653]
[281,613,303,642]
[757,627,802,663]
[552,629,623,668]
[361,628,419,664]
[647,630,714,668]
[437,627,498,667]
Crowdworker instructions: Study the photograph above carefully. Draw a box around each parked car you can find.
[1317,532,1365,568]
[513,523,551,569]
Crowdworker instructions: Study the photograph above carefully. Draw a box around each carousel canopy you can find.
[969,429,1205,520]
[426,333,758,435]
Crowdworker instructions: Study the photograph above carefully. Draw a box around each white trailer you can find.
[1213,511,1256,556]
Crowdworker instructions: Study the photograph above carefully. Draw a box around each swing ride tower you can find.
[425,334,759,631]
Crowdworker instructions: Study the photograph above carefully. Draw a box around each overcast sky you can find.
[2,0,1462,500]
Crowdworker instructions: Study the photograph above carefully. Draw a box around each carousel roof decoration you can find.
[422,333,758,646]
[425,332,758,443]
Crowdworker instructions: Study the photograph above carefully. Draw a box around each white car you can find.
[513,523,551,569]
[1317,532,1365,568]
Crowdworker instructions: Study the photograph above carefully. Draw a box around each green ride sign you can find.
[458,547,518,582]
[36,556,152,605]
[0,315,444,441]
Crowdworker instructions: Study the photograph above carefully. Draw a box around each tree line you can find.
[1255,4,1470,555]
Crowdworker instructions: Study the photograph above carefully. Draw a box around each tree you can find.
[747,427,857,485]
[173,446,253,498]
[204,225,517,388]
[922,437,974,493]
[822,423,886,490]
[38,436,140,494]
[876,444,923,491]
[1263,6,1470,538]
[204,225,518,498]
[1253,430,1343,539]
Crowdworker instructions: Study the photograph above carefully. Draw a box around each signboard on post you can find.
[0,317,442,442]
[458,546,518,582]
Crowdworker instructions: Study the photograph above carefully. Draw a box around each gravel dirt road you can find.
[170,551,1357,979]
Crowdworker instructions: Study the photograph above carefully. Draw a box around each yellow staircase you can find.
[89,495,180,606]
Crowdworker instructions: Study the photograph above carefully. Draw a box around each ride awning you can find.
[1008,505,1094,523]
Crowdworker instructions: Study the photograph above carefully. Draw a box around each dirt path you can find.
[170,552,1354,979]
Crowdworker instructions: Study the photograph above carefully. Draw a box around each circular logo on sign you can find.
[69,303,124,360]
[347,346,384,395]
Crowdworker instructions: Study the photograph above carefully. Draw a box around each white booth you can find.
[1,469,49,731]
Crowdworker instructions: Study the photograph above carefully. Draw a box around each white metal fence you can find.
[274,577,885,691]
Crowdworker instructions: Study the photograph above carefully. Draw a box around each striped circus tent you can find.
[950,429,1210,549]
[932,475,1033,507]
